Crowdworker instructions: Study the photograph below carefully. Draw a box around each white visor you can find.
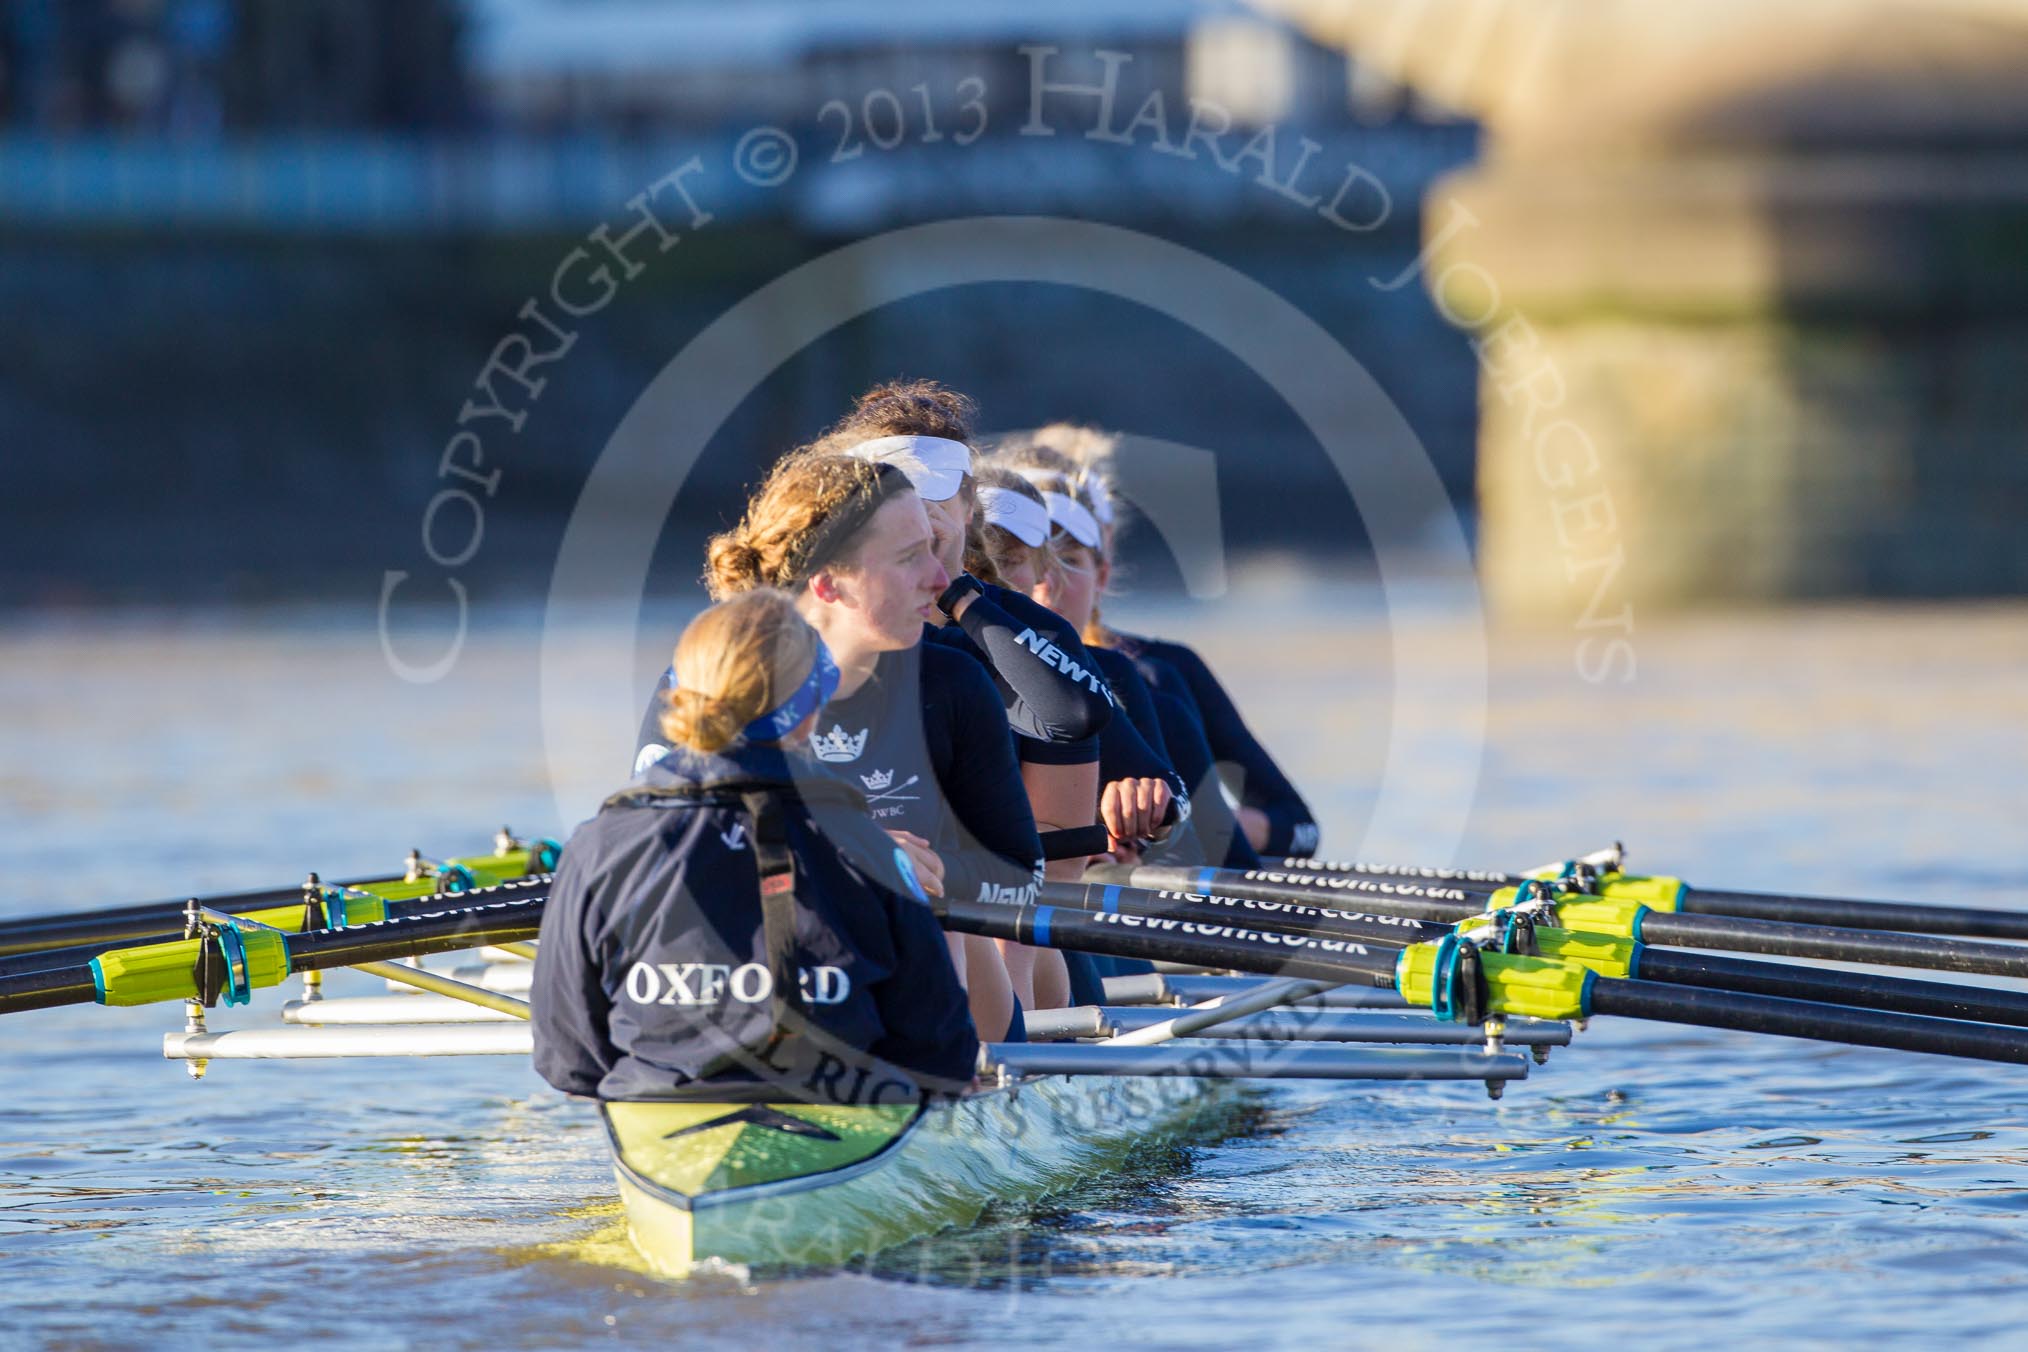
[1086,483,1115,525]
[843,435,972,503]
[977,487,1050,547]
[1041,491,1102,549]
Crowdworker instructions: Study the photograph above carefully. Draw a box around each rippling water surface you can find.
[4,587,2025,1349]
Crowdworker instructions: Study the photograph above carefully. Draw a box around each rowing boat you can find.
[604,1074,1231,1274]
[16,830,2027,1279]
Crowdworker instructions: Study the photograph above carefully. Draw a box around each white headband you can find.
[977,487,1050,547]
[843,435,972,503]
[1086,483,1115,525]
[1041,491,1102,549]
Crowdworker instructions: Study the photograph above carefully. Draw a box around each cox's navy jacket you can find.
[531,743,979,1103]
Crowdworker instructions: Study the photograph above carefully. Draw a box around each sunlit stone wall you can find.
[1262,0,2028,615]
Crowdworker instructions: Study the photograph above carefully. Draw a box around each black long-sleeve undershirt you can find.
[926,582,1113,745]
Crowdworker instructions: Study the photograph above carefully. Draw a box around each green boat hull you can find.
[603,1074,1233,1274]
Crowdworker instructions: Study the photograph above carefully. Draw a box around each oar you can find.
[1271,853,2028,942]
[0,875,558,982]
[1118,865,2028,981]
[0,885,548,1016]
[1040,881,2028,1029]
[937,895,2028,1066]
[0,839,559,961]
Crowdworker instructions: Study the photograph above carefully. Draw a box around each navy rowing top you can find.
[1088,646,1189,822]
[532,742,980,1102]
[1146,683,1262,871]
[637,641,1045,909]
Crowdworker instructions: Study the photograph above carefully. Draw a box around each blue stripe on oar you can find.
[1101,886,1121,914]
[1195,868,1217,893]
[1033,906,1054,947]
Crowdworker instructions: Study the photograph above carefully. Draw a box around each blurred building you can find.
[0,0,1480,606]
[0,1,466,133]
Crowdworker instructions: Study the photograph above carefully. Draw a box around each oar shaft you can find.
[1039,881,1447,949]
[1636,948,2028,1029]
[1639,913,2028,980]
[1273,857,1520,889]
[0,891,550,1017]
[938,897,1401,987]
[1588,978,2028,1065]
[0,879,389,955]
[0,842,558,960]
[0,966,100,1016]
[1115,865,1481,924]
[1276,856,2028,943]
[947,896,2028,1065]
[1678,890,2028,942]
[0,883,550,982]
[1136,866,2028,982]
[1082,876,2028,1029]
[283,899,546,972]
[0,893,327,959]
[0,938,144,982]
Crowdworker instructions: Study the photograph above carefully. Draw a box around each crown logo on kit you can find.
[811,724,869,762]
[859,768,894,792]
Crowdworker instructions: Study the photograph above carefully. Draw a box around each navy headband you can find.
[787,461,913,583]
[743,635,840,743]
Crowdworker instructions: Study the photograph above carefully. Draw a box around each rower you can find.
[965,464,1186,862]
[639,448,1041,1040]
[809,380,1118,1012]
[963,464,1195,991]
[983,456,1251,871]
[532,589,979,1105]
[1006,425,1321,859]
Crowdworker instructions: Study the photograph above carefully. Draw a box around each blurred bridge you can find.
[1260,0,2028,615]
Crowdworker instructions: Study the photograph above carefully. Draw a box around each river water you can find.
[3,583,2025,1349]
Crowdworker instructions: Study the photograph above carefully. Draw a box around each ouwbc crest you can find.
[811,724,869,762]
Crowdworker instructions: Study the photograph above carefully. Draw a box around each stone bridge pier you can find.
[1261,0,2028,618]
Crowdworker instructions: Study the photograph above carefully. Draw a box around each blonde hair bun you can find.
[660,687,745,755]
[657,589,822,754]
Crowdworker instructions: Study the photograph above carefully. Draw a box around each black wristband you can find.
[936,572,984,618]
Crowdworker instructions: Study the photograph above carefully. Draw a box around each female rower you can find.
[963,463,1187,864]
[533,590,979,1104]
[1002,427,1320,860]
[637,451,1039,1038]
[806,381,1124,1010]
